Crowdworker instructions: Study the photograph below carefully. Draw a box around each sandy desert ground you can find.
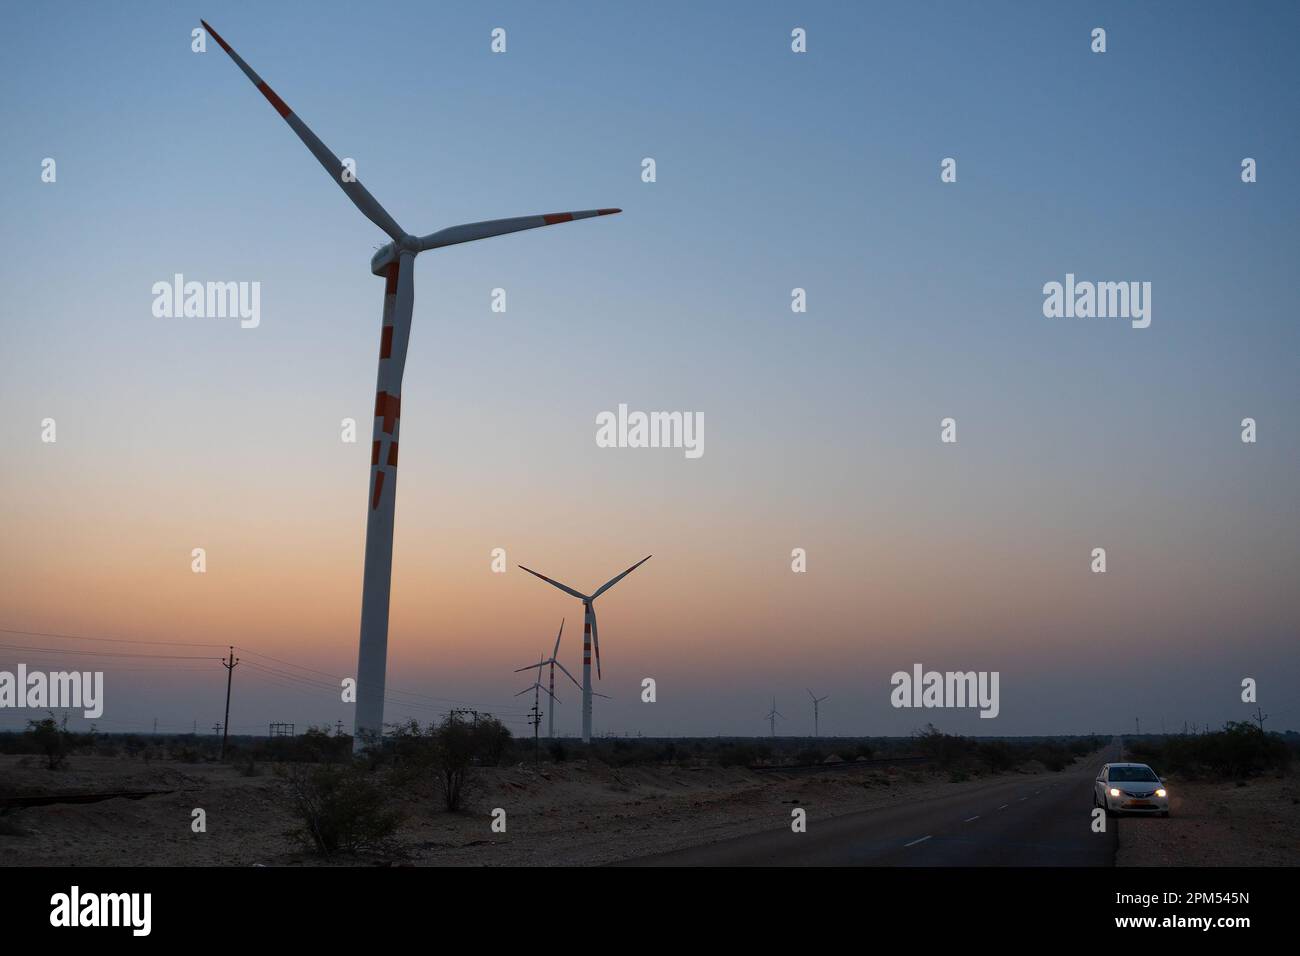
[2,753,1067,866]
[1117,773,1300,867]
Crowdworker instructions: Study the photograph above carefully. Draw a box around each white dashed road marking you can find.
[963,815,979,822]
[998,804,1009,810]
[903,835,932,847]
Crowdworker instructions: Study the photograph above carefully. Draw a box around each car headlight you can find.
[1109,788,1121,797]
[1155,788,1166,797]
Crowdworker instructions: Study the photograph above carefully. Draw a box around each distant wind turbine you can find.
[766,698,784,738]
[519,556,652,742]
[516,657,560,762]
[201,20,621,751]
[515,619,582,738]
[807,689,829,738]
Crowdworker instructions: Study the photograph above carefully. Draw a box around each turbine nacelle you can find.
[369,238,416,276]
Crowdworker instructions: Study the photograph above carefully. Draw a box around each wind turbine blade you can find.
[518,565,588,601]
[418,209,620,251]
[514,663,545,673]
[591,555,653,599]
[552,618,564,659]
[590,609,601,680]
[541,686,561,704]
[807,688,815,701]
[514,687,533,697]
[592,691,613,700]
[554,660,583,690]
[201,20,405,241]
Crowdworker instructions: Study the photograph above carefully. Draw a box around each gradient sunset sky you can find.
[2,1,1297,739]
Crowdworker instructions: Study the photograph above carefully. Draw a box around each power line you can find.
[0,625,533,725]
[0,641,222,661]
[234,645,526,710]
[0,626,229,648]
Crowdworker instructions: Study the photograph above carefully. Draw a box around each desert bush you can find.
[24,714,70,770]
[432,716,511,810]
[1136,723,1292,779]
[977,740,1016,773]
[280,762,401,856]
[382,715,513,812]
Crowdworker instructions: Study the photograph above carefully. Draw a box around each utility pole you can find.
[220,647,239,760]
[153,717,158,736]
[527,696,542,763]
[1135,717,1140,736]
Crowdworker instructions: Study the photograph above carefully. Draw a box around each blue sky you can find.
[1,1,1297,738]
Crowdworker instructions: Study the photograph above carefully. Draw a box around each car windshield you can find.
[1109,766,1158,782]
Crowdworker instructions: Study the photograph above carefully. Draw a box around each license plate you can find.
[1127,801,1153,808]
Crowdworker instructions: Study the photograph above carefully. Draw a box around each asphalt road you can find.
[621,740,1122,866]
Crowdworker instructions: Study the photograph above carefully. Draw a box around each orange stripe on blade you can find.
[544,213,574,225]
[371,471,385,510]
[257,82,292,118]
[200,20,233,54]
[379,326,393,359]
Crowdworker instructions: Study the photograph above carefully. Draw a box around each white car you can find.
[1094,762,1170,816]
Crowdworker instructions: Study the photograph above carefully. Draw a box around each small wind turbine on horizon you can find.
[807,689,829,738]
[201,20,621,750]
[514,619,583,739]
[519,556,652,743]
[766,698,784,738]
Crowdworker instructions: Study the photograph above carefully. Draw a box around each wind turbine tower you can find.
[807,689,829,738]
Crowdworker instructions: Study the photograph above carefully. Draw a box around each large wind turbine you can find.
[807,689,829,738]
[514,619,582,738]
[201,21,621,748]
[518,556,651,742]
